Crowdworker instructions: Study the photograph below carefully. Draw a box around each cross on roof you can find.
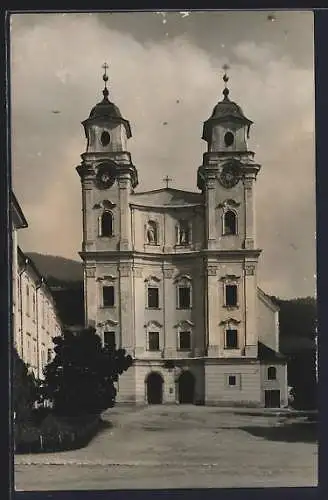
[102,62,109,74]
[162,175,173,189]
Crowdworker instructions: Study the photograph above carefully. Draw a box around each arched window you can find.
[223,210,237,235]
[267,366,277,380]
[100,211,113,237]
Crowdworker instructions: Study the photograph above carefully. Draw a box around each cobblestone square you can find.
[15,405,317,490]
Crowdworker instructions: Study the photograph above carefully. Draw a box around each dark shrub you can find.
[43,327,132,416]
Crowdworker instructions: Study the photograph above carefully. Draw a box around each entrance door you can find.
[146,372,163,404]
[178,371,195,404]
[265,390,281,408]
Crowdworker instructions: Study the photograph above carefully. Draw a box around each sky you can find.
[10,11,316,299]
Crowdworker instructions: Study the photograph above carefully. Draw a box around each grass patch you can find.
[15,412,108,454]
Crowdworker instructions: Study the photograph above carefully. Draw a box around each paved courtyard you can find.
[15,405,318,490]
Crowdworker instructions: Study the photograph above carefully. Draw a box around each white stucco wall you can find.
[257,289,279,352]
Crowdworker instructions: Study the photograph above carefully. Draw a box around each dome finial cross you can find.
[222,63,230,99]
[102,62,109,100]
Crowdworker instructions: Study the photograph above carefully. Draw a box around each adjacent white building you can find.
[11,193,62,380]
[77,69,288,407]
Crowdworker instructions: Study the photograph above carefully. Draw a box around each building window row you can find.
[97,210,238,242]
[16,272,62,379]
[147,330,191,352]
[102,282,239,310]
[102,284,192,310]
[224,368,277,389]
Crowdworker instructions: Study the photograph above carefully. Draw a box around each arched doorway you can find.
[146,372,163,404]
[178,371,195,404]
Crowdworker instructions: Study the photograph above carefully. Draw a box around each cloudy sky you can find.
[10,11,315,299]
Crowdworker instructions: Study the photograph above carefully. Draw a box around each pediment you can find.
[96,275,117,282]
[219,318,241,326]
[174,320,194,328]
[217,198,240,209]
[220,274,240,282]
[144,320,162,329]
[144,275,161,283]
[97,319,119,327]
[174,274,192,284]
[93,200,116,210]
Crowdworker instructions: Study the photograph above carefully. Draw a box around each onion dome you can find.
[202,68,253,142]
[83,62,131,138]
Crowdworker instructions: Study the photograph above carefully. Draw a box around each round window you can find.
[101,131,111,147]
[224,131,234,147]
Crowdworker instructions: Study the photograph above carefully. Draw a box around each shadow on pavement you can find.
[238,422,317,443]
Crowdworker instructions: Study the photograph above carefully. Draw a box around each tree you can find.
[270,296,317,340]
[270,296,318,410]
[13,348,38,423]
[43,327,133,416]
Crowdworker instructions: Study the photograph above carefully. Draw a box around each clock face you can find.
[219,163,240,189]
[95,163,116,189]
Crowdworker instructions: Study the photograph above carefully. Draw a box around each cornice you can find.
[79,248,262,261]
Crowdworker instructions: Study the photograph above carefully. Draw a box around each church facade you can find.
[76,67,288,408]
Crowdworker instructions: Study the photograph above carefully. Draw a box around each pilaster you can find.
[119,261,134,355]
[205,263,220,357]
[244,262,258,357]
[82,178,95,247]
[85,265,97,327]
[133,265,145,357]
[205,176,217,249]
[163,266,176,357]
[118,176,132,251]
[243,176,255,250]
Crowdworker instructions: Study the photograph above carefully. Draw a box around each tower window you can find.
[223,210,237,235]
[104,331,116,350]
[101,131,111,146]
[224,131,234,147]
[147,287,159,308]
[148,332,160,351]
[179,331,191,350]
[100,211,113,237]
[225,329,238,349]
[267,366,277,380]
[178,286,191,309]
[103,286,115,307]
[225,284,238,307]
[26,285,30,316]
[228,375,236,386]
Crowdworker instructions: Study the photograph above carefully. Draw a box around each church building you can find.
[76,65,288,408]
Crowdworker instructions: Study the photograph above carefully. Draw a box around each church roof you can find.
[131,188,203,207]
[11,191,28,229]
[89,98,123,120]
[210,95,252,123]
[202,71,253,142]
[257,287,280,312]
[83,65,132,138]
[258,342,287,361]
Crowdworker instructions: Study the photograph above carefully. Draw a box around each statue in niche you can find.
[179,220,189,245]
[146,221,157,245]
